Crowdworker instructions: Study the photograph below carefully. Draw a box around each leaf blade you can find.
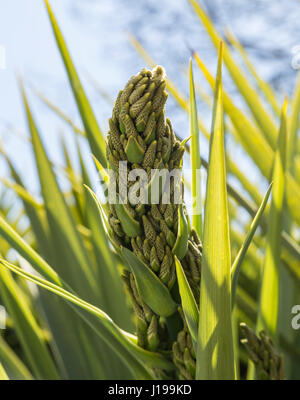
[189,59,202,238]
[231,183,273,305]
[0,265,59,379]
[257,100,288,340]
[196,44,235,380]
[189,0,278,148]
[44,0,106,167]
[120,247,177,317]
[0,335,33,380]
[175,256,199,346]
[0,257,174,377]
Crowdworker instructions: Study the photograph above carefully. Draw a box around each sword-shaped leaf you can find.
[0,335,33,380]
[44,0,106,167]
[120,247,177,318]
[175,256,199,348]
[231,183,273,306]
[193,51,300,226]
[0,264,59,379]
[20,82,98,301]
[172,204,189,260]
[0,220,174,376]
[0,363,8,380]
[288,71,300,171]
[226,30,281,117]
[189,59,202,238]
[257,100,287,340]
[196,43,235,380]
[189,0,278,148]
[0,258,156,379]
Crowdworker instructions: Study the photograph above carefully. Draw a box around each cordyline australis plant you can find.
[101,55,280,380]
[105,65,201,379]
[1,0,300,381]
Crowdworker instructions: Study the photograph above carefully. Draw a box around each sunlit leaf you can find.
[120,247,177,318]
[0,335,33,380]
[226,29,281,117]
[193,50,300,227]
[0,362,8,380]
[189,59,202,238]
[189,0,278,148]
[288,71,300,172]
[196,43,235,380]
[231,183,272,305]
[0,264,59,379]
[175,256,198,347]
[257,100,287,340]
[44,0,106,167]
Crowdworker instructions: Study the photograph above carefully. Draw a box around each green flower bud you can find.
[106,67,202,379]
[240,323,284,380]
[184,348,196,376]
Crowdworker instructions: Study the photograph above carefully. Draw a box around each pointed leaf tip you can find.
[282,97,288,116]
[216,42,223,80]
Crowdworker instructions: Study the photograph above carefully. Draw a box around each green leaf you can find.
[226,30,281,117]
[189,59,202,238]
[193,51,300,227]
[61,138,85,224]
[44,0,106,167]
[196,44,235,380]
[129,34,276,218]
[288,71,300,172]
[120,247,177,317]
[0,257,173,377]
[83,184,118,246]
[181,138,300,265]
[0,214,173,375]
[231,227,263,276]
[0,178,42,209]
[172,204,189,260]
[0,214,60,284]
[0,362,8,380]
[1,148,108,379]
[0,153,53,261]
[125,136,145,164]
[231,183,273,305]
[74,144,134,378]
[0,265,59,379]
[175,256,199,347]
[129,34,300,239]
[20,81,97,301]
[226,156,263,207]
[189,0,278,148]
[79,148,133,332]
[114,199,142,238]
[257,100,287,341]
[33,87,86,137]
[193,51,273,177]
[0,335,33,380]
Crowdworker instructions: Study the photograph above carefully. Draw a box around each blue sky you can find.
[0,0,299,198]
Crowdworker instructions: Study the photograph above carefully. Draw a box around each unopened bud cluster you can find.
[240,323,284,380]
[106,67,202,379]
